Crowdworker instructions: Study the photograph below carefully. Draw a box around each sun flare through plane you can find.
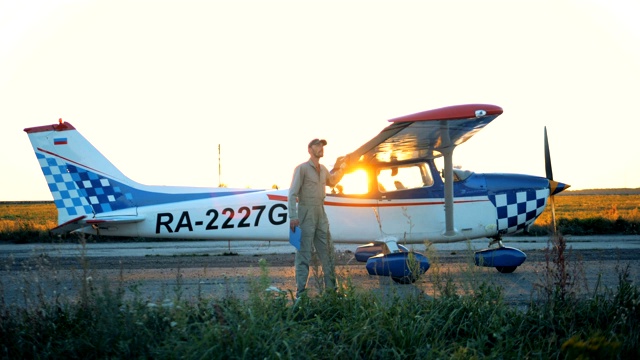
[24,104,569,283]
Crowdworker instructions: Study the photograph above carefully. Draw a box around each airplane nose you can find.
[549,180,570,196]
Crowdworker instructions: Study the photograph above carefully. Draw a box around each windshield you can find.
[377,163,433,193]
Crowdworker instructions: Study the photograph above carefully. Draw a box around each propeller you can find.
[544,127,571,231]
[544,127,558,233]
[544,127,553,181]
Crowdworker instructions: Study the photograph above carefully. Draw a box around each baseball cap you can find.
[308,138,327,147]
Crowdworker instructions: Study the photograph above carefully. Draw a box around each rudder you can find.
[24,121,137,225]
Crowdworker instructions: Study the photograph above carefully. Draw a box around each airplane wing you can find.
[335,104,503,169]
[332,104,504,237]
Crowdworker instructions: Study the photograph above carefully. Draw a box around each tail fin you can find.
[25,121,261,231]
[24,121,138,226]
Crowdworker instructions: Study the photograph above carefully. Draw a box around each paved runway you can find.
[2,235,640,258]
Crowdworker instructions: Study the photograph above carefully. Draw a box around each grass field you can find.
[534,193,640,226]
[1,193,639,241]
[0,202,57,242]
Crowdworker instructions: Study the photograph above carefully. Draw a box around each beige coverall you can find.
[288,160,343,297]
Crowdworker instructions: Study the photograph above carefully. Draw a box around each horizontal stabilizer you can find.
[50,215,145,235]
[51,215,87,235]
[85,215,146,225]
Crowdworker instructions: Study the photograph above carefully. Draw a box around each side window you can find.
[377,163,433,192]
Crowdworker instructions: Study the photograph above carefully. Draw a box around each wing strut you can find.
[440,120,457,237]
[442,147,456,236]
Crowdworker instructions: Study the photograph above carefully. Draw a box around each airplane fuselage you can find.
[84,158,551,244]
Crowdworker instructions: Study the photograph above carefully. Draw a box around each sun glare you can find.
[334,169,369,195]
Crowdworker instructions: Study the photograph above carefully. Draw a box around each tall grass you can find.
[0,202,57,243]
[1,250,638,359]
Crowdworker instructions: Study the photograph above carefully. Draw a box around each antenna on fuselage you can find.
[218,144,222,187]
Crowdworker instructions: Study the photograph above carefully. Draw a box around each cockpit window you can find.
[377,163,433,192]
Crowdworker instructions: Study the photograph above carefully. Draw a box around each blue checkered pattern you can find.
[36,152,134,219]
[490,189,548,234]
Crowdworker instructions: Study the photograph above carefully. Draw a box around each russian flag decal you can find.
[54,138,67,145]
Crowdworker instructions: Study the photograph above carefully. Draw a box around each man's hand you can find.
[333,154,350,172]
[290,219,300,230]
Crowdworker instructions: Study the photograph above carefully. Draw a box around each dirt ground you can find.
[2,247,639,307]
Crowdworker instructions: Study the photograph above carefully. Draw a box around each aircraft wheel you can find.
[391,275,418,284]
[496,266,517,274]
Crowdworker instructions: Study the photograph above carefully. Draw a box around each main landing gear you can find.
[355,236,526,285]
[354,239,430,284]
[474,236,527,273]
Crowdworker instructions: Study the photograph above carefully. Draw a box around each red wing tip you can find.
[390,104,503,123]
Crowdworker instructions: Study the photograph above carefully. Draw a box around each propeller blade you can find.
[544,126,558,234]
[544,126,553,181]
[544,127,572,234]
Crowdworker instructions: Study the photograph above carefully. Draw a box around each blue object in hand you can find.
[289,227,301,250]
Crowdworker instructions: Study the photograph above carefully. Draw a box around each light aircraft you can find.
[24,104,569,283]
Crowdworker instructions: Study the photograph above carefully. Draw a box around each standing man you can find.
[288,138,347,298]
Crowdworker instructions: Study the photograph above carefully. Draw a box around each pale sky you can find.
[1,0,639,201]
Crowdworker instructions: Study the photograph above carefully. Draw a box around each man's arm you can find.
[326,155,349,187]
[327,168,345,187]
